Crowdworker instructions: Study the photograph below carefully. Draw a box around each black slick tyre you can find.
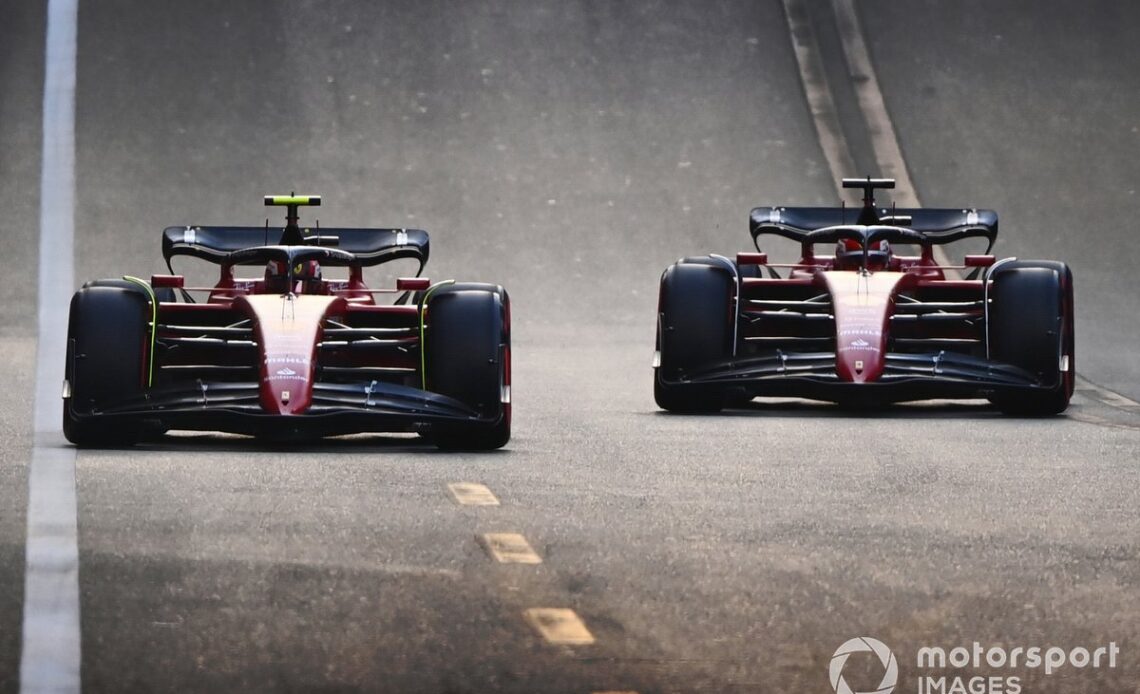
[422,284,510,450]
[654,260,735,412]
[987,261,1075,415]
[63,286,151,445]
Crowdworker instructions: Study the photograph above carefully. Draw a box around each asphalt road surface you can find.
[2,1,1139,692]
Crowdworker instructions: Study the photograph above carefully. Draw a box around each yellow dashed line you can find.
[448,482,500,506]
[480,533,542,564]
[523,608,595,645]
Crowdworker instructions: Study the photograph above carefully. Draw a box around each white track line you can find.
[22,0,81,691]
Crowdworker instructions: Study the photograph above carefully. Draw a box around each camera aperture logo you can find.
[830,637,898,694]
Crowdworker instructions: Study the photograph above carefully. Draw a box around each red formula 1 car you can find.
[654,177,1075,414]
[64,195,511,449]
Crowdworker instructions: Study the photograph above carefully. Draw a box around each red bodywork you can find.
[736,253,987,384]
[824,271,903,383]
[154,268,424,410]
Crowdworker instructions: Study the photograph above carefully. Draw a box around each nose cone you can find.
[234,294,345,415]
[263,362,311,415]
[837,334,883,383]
[823,272,907,383]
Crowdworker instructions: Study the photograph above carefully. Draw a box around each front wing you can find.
[66,380,502,438]
[657,350,1058,405]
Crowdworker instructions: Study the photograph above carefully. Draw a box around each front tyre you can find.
[654,260,735,413]
[63,286,151,445]
[987,261,1075,415]
[423,283,511,450]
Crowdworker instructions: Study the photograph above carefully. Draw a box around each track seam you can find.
[780,0,856,183]
[782,0,955,272]
[831,0,921,207]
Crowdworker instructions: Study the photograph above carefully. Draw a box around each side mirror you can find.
[151,274,185,288]
[396,277,431,291]
[736,252,768,266]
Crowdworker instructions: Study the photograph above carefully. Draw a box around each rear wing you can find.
[162,226,430,270]
[750,207,998,252]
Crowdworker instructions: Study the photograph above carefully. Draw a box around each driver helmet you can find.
[836,239,891,270]
[263,259,322,293]
[294,259,323,293]
[264,260,289,293]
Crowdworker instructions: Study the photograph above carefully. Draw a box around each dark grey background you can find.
[1,1,1138,692]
